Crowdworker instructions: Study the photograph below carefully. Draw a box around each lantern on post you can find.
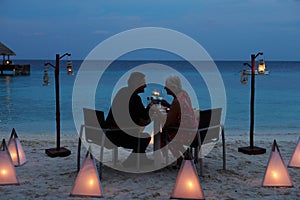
[67,60,73,75]
[262,140,293,187]
[44,53,71,158]
[70,151,104,198]
[238,52,266,155]
[0,139,19,185]
[171,155,205,200]
[257,59,266,74]
[288,137,300,168]
[8,128,27,166]
[43,70,49,86]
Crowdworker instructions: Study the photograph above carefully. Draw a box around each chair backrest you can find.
[198,108,222,145]
[84,108,106,129]
[83,108,108,147]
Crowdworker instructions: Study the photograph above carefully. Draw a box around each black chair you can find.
[77,108,143,175]
[164,108,226,176]
[77,108,118,176]
[193,108,226,176]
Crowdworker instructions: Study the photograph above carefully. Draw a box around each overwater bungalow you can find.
[0,42,30,76]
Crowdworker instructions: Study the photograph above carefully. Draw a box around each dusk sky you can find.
[1,0,299,60]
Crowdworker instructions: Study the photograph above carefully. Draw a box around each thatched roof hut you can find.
[0,42,16,56]
[0,42,15,65]
[0,42,30,76]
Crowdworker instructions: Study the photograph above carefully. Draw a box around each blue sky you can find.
[1,0,299,60]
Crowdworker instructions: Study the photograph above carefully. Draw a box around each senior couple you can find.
[105,72,198,167]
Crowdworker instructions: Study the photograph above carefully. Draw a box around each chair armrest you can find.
[166,125,223,133]
[107,127,141,132]
[83,125,136,132]
[166,127,197,132]
[198,124,222,132]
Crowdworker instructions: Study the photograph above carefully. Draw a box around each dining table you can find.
[151,104,168,168]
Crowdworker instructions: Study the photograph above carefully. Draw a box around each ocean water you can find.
[1,60,300,136]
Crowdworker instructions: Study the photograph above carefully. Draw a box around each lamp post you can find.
[238,52,266,155]
[44,53,71,157]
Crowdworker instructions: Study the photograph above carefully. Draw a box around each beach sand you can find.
[1,132,299,200]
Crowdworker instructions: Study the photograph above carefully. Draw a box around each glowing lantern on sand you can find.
[70,152,103,198]
[171,159,205,199]
[288,137,300,168]
[0,139,19,185]
[262,140,293,187]
[8,128,27,166]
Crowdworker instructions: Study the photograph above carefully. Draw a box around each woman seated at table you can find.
[153,75,198,167]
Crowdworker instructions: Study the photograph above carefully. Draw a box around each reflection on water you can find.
[0,76,12,128]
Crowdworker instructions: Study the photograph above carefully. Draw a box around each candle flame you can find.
[1,169,7,175]
[152,90,160,96]
[11,153,17,159]
[89,179,94,186]
[272,171,278,179]
[149,135,154,145]
[187,180,194,189]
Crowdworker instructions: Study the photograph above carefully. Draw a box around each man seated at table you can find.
[105,72,153,166]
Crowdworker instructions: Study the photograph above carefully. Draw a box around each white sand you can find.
[1,132,300,200]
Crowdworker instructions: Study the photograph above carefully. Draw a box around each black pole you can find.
[238,53,266,155]
[45,53,71,158]
[250,54,255,148]
[55,54,60,150]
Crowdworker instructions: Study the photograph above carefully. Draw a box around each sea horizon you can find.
[10,58,300,62]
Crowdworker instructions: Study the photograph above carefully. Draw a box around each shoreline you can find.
[1,129,299,138]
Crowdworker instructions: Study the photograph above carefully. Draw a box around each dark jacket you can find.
[106,87,151,130]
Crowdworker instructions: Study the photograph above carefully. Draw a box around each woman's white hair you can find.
[165,75,182,94]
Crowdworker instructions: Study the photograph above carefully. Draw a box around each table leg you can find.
[153,116,162,167]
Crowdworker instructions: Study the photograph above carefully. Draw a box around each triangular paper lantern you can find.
[8,128,27,166]
[0,139,19,185]
[262,140,293,187]
[70,152,103,198]
[171,160,205,199]
[288,137,300,168]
